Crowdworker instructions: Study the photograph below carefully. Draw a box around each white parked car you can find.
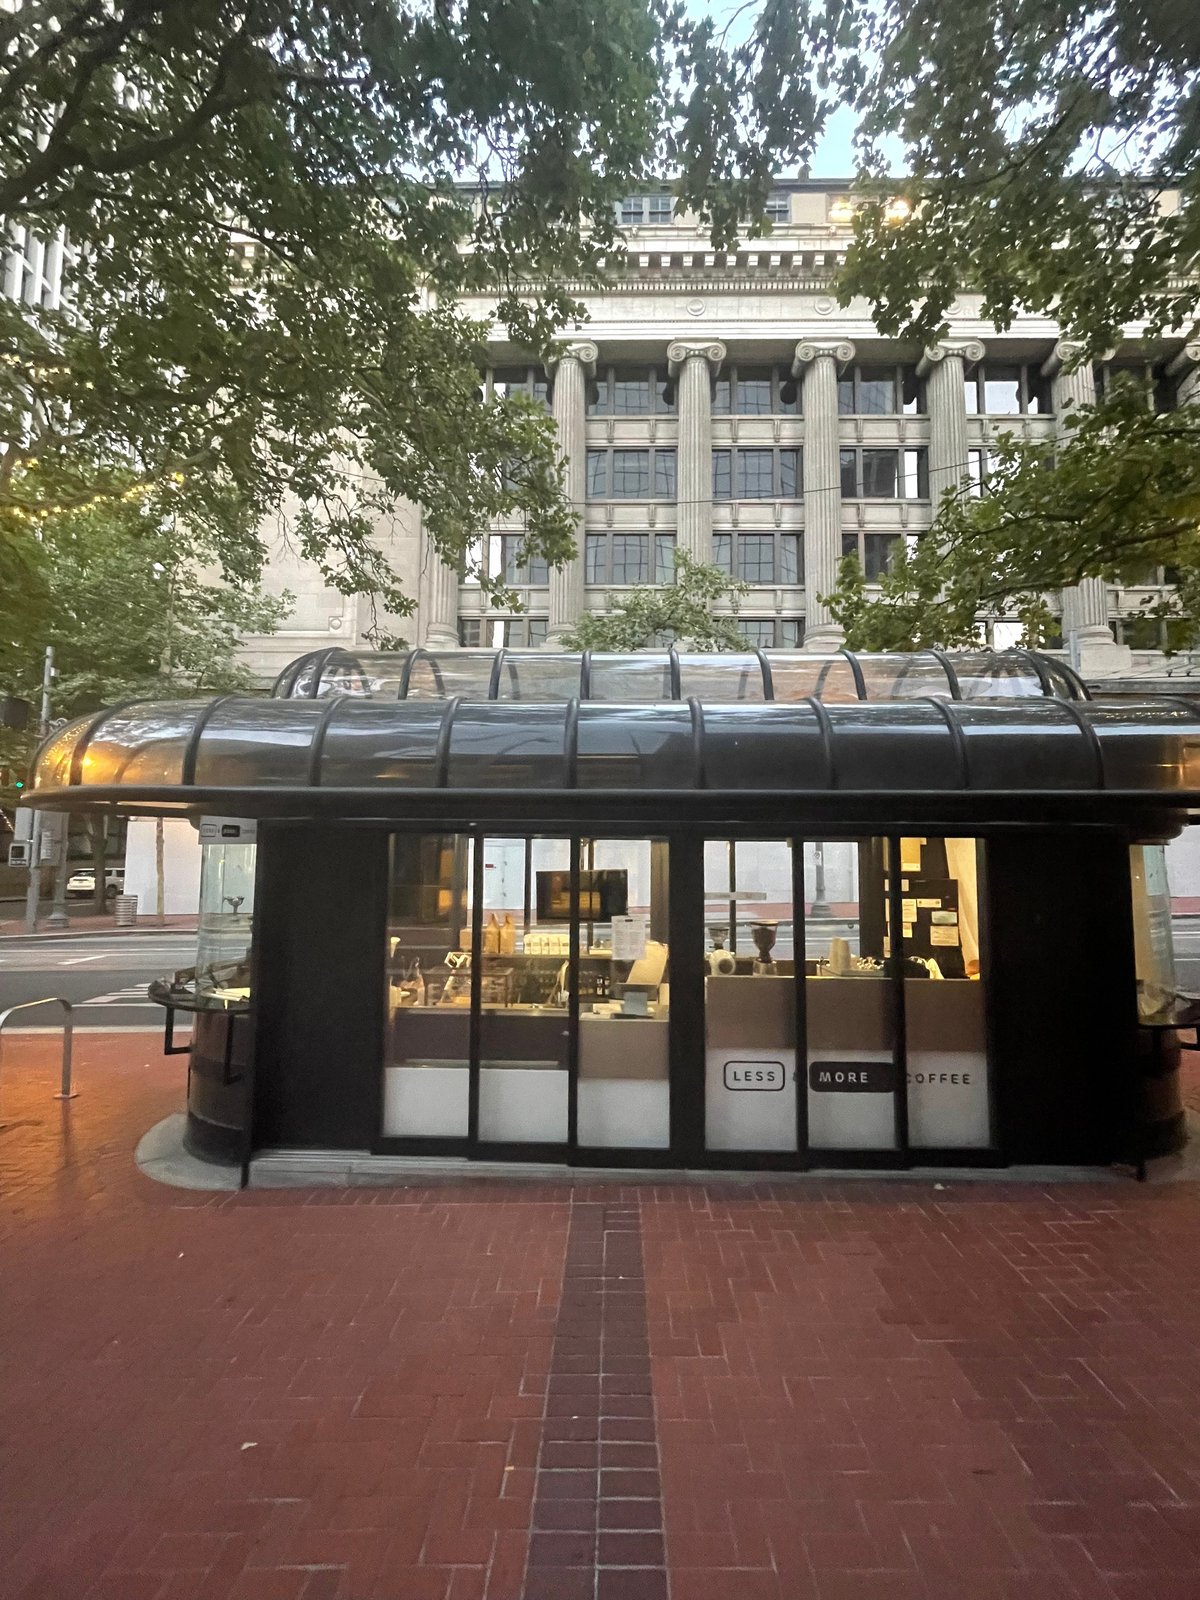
[66,866,125,902]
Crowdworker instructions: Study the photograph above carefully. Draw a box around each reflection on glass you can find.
[805,839,896,1150]
[704,840,797,1151]
[901,837,990,1148]
[578,838,670,1149]
[477,837,570,1143]
[383,834,472,1138]
[1131,844,1179,1019]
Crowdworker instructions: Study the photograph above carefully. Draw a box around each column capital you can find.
[1166,340,1200,377]
[667,339,725,377]
[792,338,855,376]
[917,338,985,377]
[547,339,598,375]
[1040,339,1092,379]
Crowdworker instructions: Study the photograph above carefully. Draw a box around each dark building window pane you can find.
[765,193,790,223]
[527,618,549,647]
[865,535,898,581]
[778,372,800,413]
[968,449,986,498]
[532,374,551,410]
[585,534,606,584]
[858,367,896,415]
[842,531,858,559]
[779,449,800,498]
[458,618,482,647]
[840,448,858,497]
[738,619,776,647]
[964,374,981,414]
[653,371,674,414]
[861,449,899,498]
[527,555,549,585]
[1026,369,1053,414]
[781,534,802,584]
[712,450,732,500]
[586,450,607,497]
[654,449,677,499]
[901,367,923,414]
[737,449,775,499]
[984,364,1021,414]
[779,618,804,647]
[736,373,772,414]
[713,533,733,574]
[647,194,673,224]
[620,197,642,225]
[611,450,650,497]
[611,534,649,584]
[837,376,855,414]
[613,376,650,414]
[588,376,607,415]
[655,535,676,584]
[740,534,775,582]
[713,377,731,413]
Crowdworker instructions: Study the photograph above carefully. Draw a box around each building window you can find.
[462,534,549,587]
[714,532,802,585]
[490,365,552,410]
[586,532,677,585]
[967,448,989,498]
[779,618,805,648]
[842,531,902,582]
[617,193,673,226]
[588,366,674,415]
[764,192,790,224]
[736,619,778,648]
[1094,360,1169,411]
[712,447,801,500]
[460,615,549,648]
[586,448,676,499]
[964,363,1052,416]
[837,364,924,416]
[839,447,929,499]
[712,365,799,415]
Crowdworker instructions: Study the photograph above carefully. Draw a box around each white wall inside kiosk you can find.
[123,817,202,915]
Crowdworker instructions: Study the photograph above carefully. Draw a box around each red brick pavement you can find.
[3,1036,1200,1599]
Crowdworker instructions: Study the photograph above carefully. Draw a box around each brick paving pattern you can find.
[3,1036,1200,1598]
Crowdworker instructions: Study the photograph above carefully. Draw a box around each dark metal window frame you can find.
[713,529,803,586]
[712,365,799,416]
[585,530,677,586]
[837,362,925,416]
[374,823,1000,1173]
[840,528,905,583]
[712,445,802,500]
[965,362,1053,417]
[489,364,552,411]
[586,446,677,500]
[588,366,675,416]
[839,446,930,500]
[457,615,549,650]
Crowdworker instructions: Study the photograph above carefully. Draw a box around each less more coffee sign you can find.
[808,1052,990,1148]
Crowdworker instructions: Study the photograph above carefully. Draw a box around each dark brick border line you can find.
[521,1200,667,1600]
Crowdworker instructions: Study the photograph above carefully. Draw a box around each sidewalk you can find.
[0,909,198,938]
[4,1035,1200,1599]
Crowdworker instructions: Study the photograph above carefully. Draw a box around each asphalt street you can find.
[0,932,197,1027]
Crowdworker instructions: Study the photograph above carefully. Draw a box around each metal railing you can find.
[0,998,76,1115]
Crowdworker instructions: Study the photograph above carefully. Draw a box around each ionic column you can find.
[545,340,598,645]
[667,339,726,563]
[793,338,854,651]
[421,526,460,649]
[917,339,985,506]
[1042,340,1126,675]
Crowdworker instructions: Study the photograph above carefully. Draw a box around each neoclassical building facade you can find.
[237,179,1199,687]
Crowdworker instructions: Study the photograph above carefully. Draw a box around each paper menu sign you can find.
[611,915,649,963]
[930,925,960,947]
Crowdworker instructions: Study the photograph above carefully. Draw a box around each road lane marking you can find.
[61,954,108,965]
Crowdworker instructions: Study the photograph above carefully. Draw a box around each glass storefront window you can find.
[383,834,473,1138]
[900,837,990,1148]
[577,838,670,1149]
[805,840,897,1150]
[477,837,571,1143]
[1131,844,1179,1018]
[703,840,798,1152]
[190,827,256,999]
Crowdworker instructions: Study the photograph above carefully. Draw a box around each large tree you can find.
[0,0,821,664]
[817,0,1200,648]
[559,552,749,652]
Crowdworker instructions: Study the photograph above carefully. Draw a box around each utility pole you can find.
[23,646,55,932]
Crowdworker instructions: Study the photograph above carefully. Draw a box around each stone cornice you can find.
[916,339,986,377]
[792,339,855,374]
[666,340,726,376]
[1040,339,1092,379]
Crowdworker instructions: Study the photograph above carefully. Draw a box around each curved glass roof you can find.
[30,682,1200,818]
[272,647,1091,705]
